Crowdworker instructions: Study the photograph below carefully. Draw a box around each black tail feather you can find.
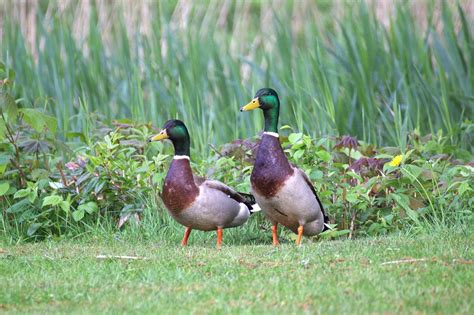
[322,209,330,231]
[237,192,257,213]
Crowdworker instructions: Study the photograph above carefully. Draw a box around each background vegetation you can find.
[0,1,473,313]
[0,1,473,242]
[1,0,473,151]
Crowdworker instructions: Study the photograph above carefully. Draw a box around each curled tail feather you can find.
[237,192,261,213]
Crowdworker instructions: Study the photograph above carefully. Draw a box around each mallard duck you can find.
[148,119,258,248]
[240,88,329,245]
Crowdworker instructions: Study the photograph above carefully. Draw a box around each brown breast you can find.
[162,159,199,212]
[251,134,294,198]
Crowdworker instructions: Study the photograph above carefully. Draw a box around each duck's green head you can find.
[149,119,190,157]
[240,88,280,133]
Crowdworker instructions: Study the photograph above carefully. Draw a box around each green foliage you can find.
[195,131,473,239]
[1,68,171,238]
[1,63,473,242]
[0,122,170,239]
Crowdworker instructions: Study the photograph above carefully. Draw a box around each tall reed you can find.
[1,1,472,155]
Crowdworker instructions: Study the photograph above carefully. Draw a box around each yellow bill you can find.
[149,129,168,142]
[240,98,261,111]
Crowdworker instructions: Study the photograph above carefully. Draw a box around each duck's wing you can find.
[294,166,330,230]
[204,180,258,211]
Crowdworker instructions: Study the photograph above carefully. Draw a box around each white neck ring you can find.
[174,155,190,160]
[263,131,279,138]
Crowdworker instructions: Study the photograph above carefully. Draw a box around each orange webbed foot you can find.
[216,227,223,250]
[296,225,303,246]
[272,224,280,246]
[181,227,192,246]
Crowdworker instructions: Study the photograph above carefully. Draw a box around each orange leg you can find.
[216,227,223,249]
[296,225,304,246]
[181,227,192,246]
[272,224,280,246]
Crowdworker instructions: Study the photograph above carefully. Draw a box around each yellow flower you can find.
[388,154,403,167]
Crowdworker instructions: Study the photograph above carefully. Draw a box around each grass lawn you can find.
[0,229,472,314]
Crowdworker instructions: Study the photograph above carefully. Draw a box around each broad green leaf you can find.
[37,179,49,190]
[5,93,17,118]
[347,171,363,181]
[28,190,37,203]
[350,150,363,160]
[288,133,303,144]
[383,163,397,173]
[293,149,304,160]
[13,189,30,199]
[342,148,363,160]
[19,108,58,134]
[390,193,411,212]
[43,115,58,134]
[19,108,44,132]
[316,150,331,163]
[6,199,30,213]
[345,193,359,203]
[78,201,98,214]
[72,209,85,222]
[310,170,324,180]
[66,132,87,143]
[0,182,9,196]
[60,200,70,213]
[27,223,42,236]
[391,193,420,223]
[401,165,423,181]
[31,169,49,180]
[0,163,6,175]
[302,135,312,147]
[0,154,10,165]
[42,195,63,207]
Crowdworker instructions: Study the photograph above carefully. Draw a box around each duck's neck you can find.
[263,107,279,133]
[171,136,191,157]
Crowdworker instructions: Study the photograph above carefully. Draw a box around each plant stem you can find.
[349,210,357,239]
